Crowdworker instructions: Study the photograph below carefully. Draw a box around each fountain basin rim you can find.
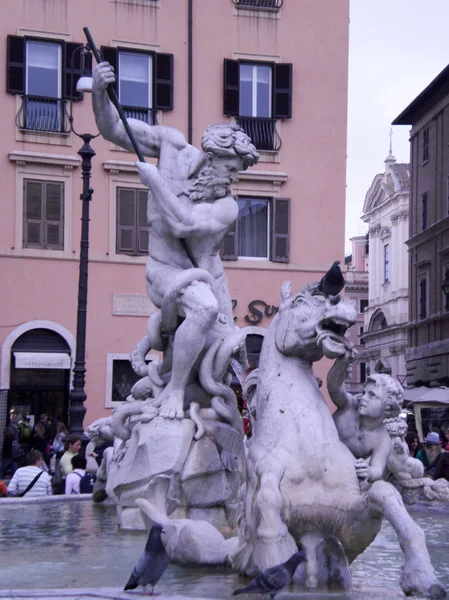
[0,494,93,505]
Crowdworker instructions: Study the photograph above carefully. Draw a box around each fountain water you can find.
[0,498,447,598]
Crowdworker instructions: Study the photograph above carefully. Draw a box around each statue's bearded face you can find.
[189,156,243,202]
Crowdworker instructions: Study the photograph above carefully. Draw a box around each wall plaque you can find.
[112,293,157,317]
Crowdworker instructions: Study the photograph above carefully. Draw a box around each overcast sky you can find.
[346,0,449,253]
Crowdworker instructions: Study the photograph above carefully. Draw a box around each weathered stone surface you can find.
[112,417,195,494]
[182,471,239,508]
[180,437,223,482]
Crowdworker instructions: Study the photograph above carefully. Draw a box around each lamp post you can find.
[442,269,449,312]
[68,46,98,435]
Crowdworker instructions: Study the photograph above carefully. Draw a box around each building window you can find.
[446,175,449,216]
[383,244,389,283]
[238,197,270,259]
[419,278,427,319]
[360,362,366,384]
[360,299,368,313]
[23,179,64,250]
[223,59,292,150]
[116,188,149,256]
[101,46,174,123]
[359,326,365,345]
[239,63,272,119]
[111,359,142,403]
[422,193,428,230]
[221,196,290,262]
[7,36,83,132]
[422,127,429,163]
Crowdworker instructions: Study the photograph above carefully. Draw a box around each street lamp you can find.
[68,45,99,435]
[442,269,449,312]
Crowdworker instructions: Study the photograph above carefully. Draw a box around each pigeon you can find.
[317,260,345,297]
[124,522,168,596]
[233,550,305,599]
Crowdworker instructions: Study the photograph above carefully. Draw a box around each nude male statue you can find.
[327,350,404,482]
[92,62,259,420]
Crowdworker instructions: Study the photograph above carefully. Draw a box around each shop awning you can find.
[14,352,71,369]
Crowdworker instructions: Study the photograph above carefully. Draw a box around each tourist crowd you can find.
[0,413,100,497]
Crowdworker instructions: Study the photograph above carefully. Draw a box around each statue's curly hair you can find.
[201,123,259,168]
[365,373,404,417]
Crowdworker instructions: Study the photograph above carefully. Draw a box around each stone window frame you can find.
[105,352,159,408]
[14,28,74,147]
[103,160,150,264]
[422,126,429,164]
[105,38,164,154]
[383,243,390,284]
[230,51,283,164]
[8,151,79,259]
[417,272,429,320]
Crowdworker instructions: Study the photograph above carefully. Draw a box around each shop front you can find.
[1,323,75,438]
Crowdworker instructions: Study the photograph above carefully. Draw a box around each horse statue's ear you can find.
[280,281,292,305]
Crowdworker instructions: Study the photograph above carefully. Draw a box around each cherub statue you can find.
[327,350,404,482]
[385,417,424,481]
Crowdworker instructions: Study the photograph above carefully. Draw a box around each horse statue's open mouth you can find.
[316,316,353,359]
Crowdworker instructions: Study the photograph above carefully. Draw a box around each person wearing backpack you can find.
[7,450,52,497]
[65,455,96,494]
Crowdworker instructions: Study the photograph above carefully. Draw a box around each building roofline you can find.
[392,63,449,125]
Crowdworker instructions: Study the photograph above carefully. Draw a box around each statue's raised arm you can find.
[92,61,186,158]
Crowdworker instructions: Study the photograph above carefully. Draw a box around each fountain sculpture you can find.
[87,59,447,598]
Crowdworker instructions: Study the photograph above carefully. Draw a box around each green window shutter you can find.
[23,180,43,247]
[271,197,290,262]
[64,42,84,102]
[117,187,137,254]
[223,59,239,116]
[7,35,25,95]
[153,52,174,111]
[100,46,118,95]
[44,182,64,249]
[272,63,292,119]
[137,189,149,255]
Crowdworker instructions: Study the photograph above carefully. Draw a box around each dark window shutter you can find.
[271,197,290,263]
[7,35,25,94]
[137,189,149,255]
[223,59,239,116]
[64,42,83,102]
[117,188,136,254]
[221,217,238,260]
[272,63,292,119]
[24,180,43,247]
[44,182,63,249]
[153,52,173,111]
[100,46,118,94]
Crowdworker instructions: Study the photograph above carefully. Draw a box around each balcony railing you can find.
[237,116,281,151]
[16,95,69,133]
[345,271,369,284]
[123,106,158,126]
[233,0,283,9]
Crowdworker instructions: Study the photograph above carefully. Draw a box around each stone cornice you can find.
[9,151,80,169]
[236,170,288,185]
[406,215,449,249]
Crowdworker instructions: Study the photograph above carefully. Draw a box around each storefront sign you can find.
[113,293,157,317]
[232,299,279,326]
[14,352,71,369]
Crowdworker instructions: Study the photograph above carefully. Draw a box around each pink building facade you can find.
[0,0,349,435]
